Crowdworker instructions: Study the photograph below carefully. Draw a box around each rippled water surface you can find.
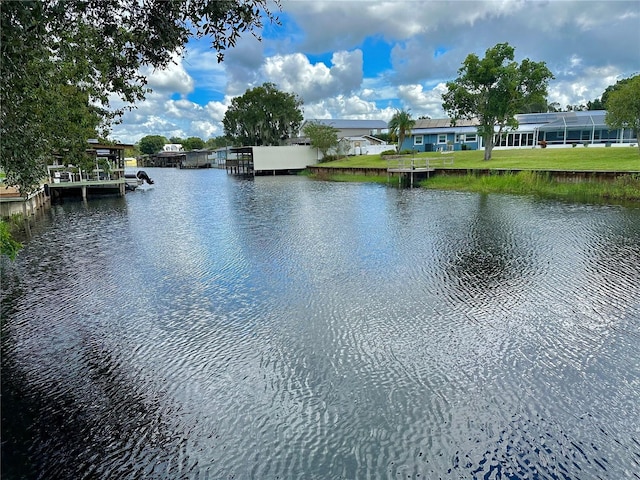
[2,168,640,479]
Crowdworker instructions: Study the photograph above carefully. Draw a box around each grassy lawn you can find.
[310,147,640,202]
[321,146,640,171]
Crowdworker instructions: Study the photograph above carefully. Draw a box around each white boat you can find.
[124,170,154,191]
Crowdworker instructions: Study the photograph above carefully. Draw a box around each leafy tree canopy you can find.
[205,137,235,149]
[605,74,640,154]
[223,83,303,146]
[442,42,554,160]
[182,137,206,151]
[1,0,280,195]
[388,109,415,151]
[303,122,339,160]
[138,135,169,155]
[0,220,22,260]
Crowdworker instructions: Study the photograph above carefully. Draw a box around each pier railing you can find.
[386,153,454,172]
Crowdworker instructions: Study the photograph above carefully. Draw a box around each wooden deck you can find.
[386,155,454,187]
[47,178,126,198]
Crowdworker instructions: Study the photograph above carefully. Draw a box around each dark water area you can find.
[2,168,639,479]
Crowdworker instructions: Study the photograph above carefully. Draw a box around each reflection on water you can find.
[2,168,640,479]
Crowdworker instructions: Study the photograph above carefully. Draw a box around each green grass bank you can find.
[308,147,640,203]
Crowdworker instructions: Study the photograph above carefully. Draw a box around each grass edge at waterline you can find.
[419,171,640,202]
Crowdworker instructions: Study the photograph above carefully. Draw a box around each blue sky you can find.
[110,0,640,144]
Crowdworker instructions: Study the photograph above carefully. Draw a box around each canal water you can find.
[2,168,639,479]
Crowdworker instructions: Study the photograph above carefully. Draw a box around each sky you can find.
[109,0,640,145]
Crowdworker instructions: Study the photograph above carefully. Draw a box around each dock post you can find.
[81,186,87,199]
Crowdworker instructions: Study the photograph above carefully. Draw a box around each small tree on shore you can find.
[303,122,339,161]
[442,43,554,161]
[605,74,640,154]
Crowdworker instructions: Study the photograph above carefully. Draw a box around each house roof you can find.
[535,110,609,130]
[303,119,387,129]
[412,118,480,129]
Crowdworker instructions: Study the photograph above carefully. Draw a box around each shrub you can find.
[380,150,397,157]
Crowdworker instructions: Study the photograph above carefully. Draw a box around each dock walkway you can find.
[386,154,454,187]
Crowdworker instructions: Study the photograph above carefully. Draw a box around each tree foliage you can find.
[138,135,169,155]
[183,137,206,151]
[223,83,303,146]
[0,220,22,260]
[388,110,415,151]
[605,74,640,153]
[442,43,554,160]
[303,122,339,160]
[1,0,280,195]
[205,136,234,149]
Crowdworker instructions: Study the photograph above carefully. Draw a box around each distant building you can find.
[163,143,184,152]
[299,119,387,138]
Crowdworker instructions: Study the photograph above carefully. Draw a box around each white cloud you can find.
[142,56,194,96]
[262,50,363,102]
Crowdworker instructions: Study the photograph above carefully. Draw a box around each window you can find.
[437,134,447,144]
[465,133,477,142]
[414,135,424,146]
[524,133,534,146]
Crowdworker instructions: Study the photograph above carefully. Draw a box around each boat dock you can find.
[386,154,454,187]
[46,142,131,200]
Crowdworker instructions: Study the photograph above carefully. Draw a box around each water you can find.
[2,168,639,479]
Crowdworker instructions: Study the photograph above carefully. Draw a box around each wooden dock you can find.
[386,154,454,187]
[47,178,126,199]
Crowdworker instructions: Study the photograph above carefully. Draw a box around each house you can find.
[299,119,387,138]
[403,118,481,152]
[163,143,184,152]
[401,110,636,152]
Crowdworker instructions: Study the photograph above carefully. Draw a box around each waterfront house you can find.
[400,110,636,152]
[404,118,481,152]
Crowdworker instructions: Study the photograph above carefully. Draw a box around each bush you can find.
[380,150,397,157]
[1,219,22,260]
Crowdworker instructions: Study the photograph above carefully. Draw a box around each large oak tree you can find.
[223,83,303,146]
[442,43,554,160]
[1,0,280,195]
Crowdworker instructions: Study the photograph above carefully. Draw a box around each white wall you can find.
[252,146,321,171]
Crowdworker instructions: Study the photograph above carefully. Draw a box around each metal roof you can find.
[412,118,480,129]
[536,111,608,130]
[304,119,387,129]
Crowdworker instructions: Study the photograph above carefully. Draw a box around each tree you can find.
[138,135,168,155]
[182,137,206,151]
[0,220,22,260]
[223,83,303,146]
[303,122,339,160]
[1,0,280,195]
[388,110,415,151]
[605,74,640,154]
[442,43,554,160]
[205,136,234,149]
